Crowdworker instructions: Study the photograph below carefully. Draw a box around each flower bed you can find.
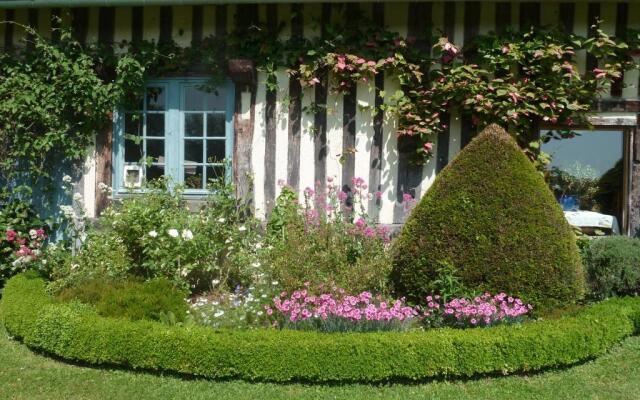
[2,273,639,383]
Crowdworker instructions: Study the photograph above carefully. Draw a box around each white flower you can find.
[225,238,232,244]
[180,268,189,277]
[217,217,226,223]
[181,229,194,241]
[214,310,225,318]
[271,281,279,286]
[59,205,74,219]
[148,230,158,238]
[211,279,220,287]
[211,301,219,306]
[254,242,263,249]
[256,311,264,316]
[98,182,111,194]
[238,225,247,232]
[71,263,79,271]
[167,229,179,238]
[73,193,83,202]
[29,229,37,239]
[62,175,73,183]
[251,261,261,268]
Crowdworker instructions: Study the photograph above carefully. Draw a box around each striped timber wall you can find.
[1,2,639,225]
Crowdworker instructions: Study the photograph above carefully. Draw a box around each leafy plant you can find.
[0,25,147,205]
[263,178,392,295]
[583,236,640,299]
[391,125,585,310]
[57,277,189,323]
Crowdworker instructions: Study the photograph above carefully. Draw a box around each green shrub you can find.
[583,236,640,299]
[264,185,391,294]
[56,277,188,322]
[97,178,261,292]
[2,273,639,383]
[391,124,584,309]
[48,232,132,292]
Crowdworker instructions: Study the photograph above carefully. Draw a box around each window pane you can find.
[542,130,624,232]
[206,140,225,163]
[184,165,204,189]
[124,113,142,137]
[184,86,226,111]
[185,113,204,137]
[124,139,142,163]
[184,140,204,164]
[146,165,165,182]
[206,113,225,137]
[206,165,226,185]
[146,139,165,163]
[146,113,165,137]
[146,87,165,111]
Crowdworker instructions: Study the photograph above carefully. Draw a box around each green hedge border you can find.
[1,273,640,383]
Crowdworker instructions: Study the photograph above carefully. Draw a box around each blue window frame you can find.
[112,78,235,196]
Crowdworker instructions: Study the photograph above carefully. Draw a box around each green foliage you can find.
[2,273,640,383]
[391,125,585,309]
[263,183,391,294]
[0,200,46,234]
[0,26,147,202]
[47,232,132,292]
[91,178,261,292]
[56,277,188,323]
[583,236,640,300]
[427,261,469,303]
[0,200,49,288]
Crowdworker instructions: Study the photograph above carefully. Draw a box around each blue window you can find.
[112,78,235,195]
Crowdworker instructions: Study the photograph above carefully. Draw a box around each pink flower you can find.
[593,68,607,79]
[501,45,510,54]
[375,191,383,200]
[5,230,17,242]
[354,217,366,228]
[303,187,315,197]
[423,142,434,153]
[402,193,414,203]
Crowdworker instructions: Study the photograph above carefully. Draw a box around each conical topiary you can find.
[391,124,584,309]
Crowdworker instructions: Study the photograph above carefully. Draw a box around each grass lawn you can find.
[1,328,639,400]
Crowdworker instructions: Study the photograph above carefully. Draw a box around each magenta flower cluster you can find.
[424,292,532,327]
[3,228,46,261]
[269,287,418,324]
[268,287,532,332]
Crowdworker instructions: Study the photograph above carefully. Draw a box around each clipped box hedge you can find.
[1,273,640,383]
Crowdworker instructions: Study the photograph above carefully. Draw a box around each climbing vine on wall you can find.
[1,14,638,205]
[0,23,155,203]
[126,16,637,165]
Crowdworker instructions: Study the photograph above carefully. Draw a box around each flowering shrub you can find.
[0,227,47,286]
[270,285,419,332]
[263,177,396,294]
[422,293,532,328]
[189,278,279,329]
[52,177,261,293]
[299,22,639,164]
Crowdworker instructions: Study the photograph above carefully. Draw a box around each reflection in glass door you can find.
[541,129,627,234]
